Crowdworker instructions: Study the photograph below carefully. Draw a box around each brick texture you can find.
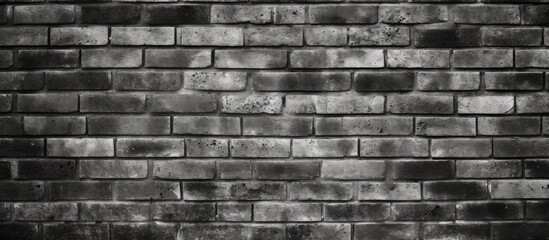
[0,1,547,239]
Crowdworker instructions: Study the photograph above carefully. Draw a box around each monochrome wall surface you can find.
[0,0,549,239]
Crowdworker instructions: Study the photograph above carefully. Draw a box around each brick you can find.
[151,203,215,221]
[215,50,287,69]
[457,160,522,178]
[0,162,9,179]
[112,27,174,45]
[255,161,319,179]
[0,95,11,112]
[0,138,44,157]
[50,27,108,46]
[243,117,312,136]
[492,223,549,240]
[220,161,251,179]
[0,51,12,68]
[485,72,544,90]
[286,95,385,114]
[0,224,39,240]
[145,49,211,68]
[355,72,413,91]
[88,116,169,135]
[309,5,377,24]
[354,223,419,240]
[389,95,453,114]
[387,50,449,68]
[81,203,149,221]
[418,72,480,91]
[0,72,43,91]
[47,138,114,157]
[183,182,285,200]
[154,160,215,179]
[416,117,475,136]
[458,96,514,114]
[174,116,240,135]
[24,116,85,135]
[288,224,350,240]
[222,95,282,114]
[252,72,351,92]
[478,117,540,135]
[14,5,74,24]
[184,71,246,91]
[348,27,409,46]
[0,27,48,46]
[516,50,549,68]
[117,138,185,157]
[275,5,306,24]
[392,160,454,180]
[48,182,112,200]
[15,160,76,179]
[186,138,228,157]
[0,182,44,200]
[527,201,549,219]
[178,27,243,46]
[491,180,549,199]
[322,160,385,180]
[483,28,542,46]
[211,5,273,24]
[244,27,303,46]
[178,224,285,240]
[360,138,428,157]
[494,138,549,158]
[217,203,251,221]
[457,201,523,220]
[523,6,549,25]
[18,94,77,113]
[18,50,78,68]
[359,182,420,200]
[81,5,140,24]
[431,139,491,158]
[291,49,384,68]
[293,139,357,157]
[423,223,490,240]
[46,71,111,90]
[324,203,390,221]
[44,224,108,240]
[145,5,209,24]
[453,49,513,68]
[81,94,145,113]
[14,203,77,221]
[0,116,22,135]
[148,94,217,113]
[517,95,549,113]
[305,27,347,46]
[80,160,147,179]
[424,181,488,200]
[316,117,413,136]
[288,182,353,200]
[255,203,321,222]
[0,6,6,23]
[454,5,519,24]
[525,159,549,178]
[381,5,447,23]
[82,49,142,68]
[116,181,181,200]
[393,203,455,221]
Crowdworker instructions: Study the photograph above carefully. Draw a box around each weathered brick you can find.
[478,117,540,135]
[293,139,357,157]
[424,181,488,200]
[146,49,211,68]
[525,159,549,178]
[81,5,140,24]
[517,95,549,113]
[431,139,492,158]
[0,27,48,46]
[355,72,413,91]
[14,203,77,221]
[219,161,252,180]
[255,161,319,179]
[324,203,390,221]
[174,116,240,135]
[14,5,74,24]
[145,5,209,24]
[416,117,475,136]
[255,203,321,222]
[417,72,480,91]
[112,27,174,46]
[215,50,287,69]
[211,5,273,24]
[186,138,228,157]
[423,223,490,240]
[483,28,542,46]
[88,116,169,135]
[0,224,39,240]
[457,160,522,178]
[252,72,351,92]
[516,50,549,68]
[288,182,353,200]
[183,182,285,200]
[217,203,251,221]
[0,95,11,112]
[322,160,385,180]
[0,138,44,157]
[116,181,181,200]
[243,117,312,136]
[388,95,453,114]
[392,160,454,180]
[154,160,215,179]
[178,27,243,46]
[0,51,12,68]
[387,50,449,68]
[494,138,549,158]
[0,116,22,135]
[522,6,549,25]
[47,138,114,157]
[81,203,149,221]
[288,224,351,240]
[457,201,523,220]
[178,224,285,240]
[393,203,455,221]
[80,160,147,179]
[491,180,549,199]
[458,96,514,114]
[0,182,44,200]
[381,5,447,23]
[349,27,409,46]
[454,5,519,24]
[46,71,111,90]
[244,27,303,46]
[453,49,513,68]
[354,223,419,240]
[360,138,428,157]
[18,94,77,113]
[82,49,142,68]
[48,182,112,200]
[81,94,145,113]
[527,201,549,219]
[363,182,418,200]
[149,94,217,113]
[0,72,43,91]
[50,27,108,46]
[291,49,384,68]
[184,71,246,91]
[485,72,544,90]
[44,224,108,240]
[24,116,85,135]
[305,27,347,46]
[231,139,290,158]
[14,160,76,179]
[222,95,282,114]
[316,117,412,136]
[309,5,377,24]
[18,50,79,68]
[151,203,215,221]
[286,95,384,114]
[492,223,549,240]
[0,162,9,179]
[117,138,185,157]
[275,5,306,24]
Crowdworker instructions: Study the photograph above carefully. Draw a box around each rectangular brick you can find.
[453,49,513,68]
[416,117,476,136]
[293,138,357,157]
[424,181,488,200]
[290,183,353,200]
[46,71,111,90]
[483,28,542,47]
[316,117,413,136]
[322,160,386,180]
[173,116,240,135]
[222,95,282,114]
[388,95,453,114]
[114,71,181,91]
[88,116,170,135]
[215,50,287,69]
[0,116,22,135]
[431,139,492,158]
[154,160,215,179]
[324,203,390,221]
[252,72,351,92]
[423,223,490,240]
[355,223,419,240]
[286,95,384,114]
[211,5,273,24]
[81,5,140,24]
[0,139,44,157]
[14,5,74,24]
[243,117,313,136]
[183,182,285,200]
[178,224,285,240]
[24,116,85,135]
[145,49,211,68]
[14,160,76,179]
[0,182,44,200]
[231,139,290,158]
[82,49,142,68]
[148,94,217,113]
[354,72,413,91]
[116,138,185,157]
[14,203,77,221]
[47,138,114,157]
[516,50,549,68]
[478,117,540,135]
[417,72,480,91]
[50,27,108,46]
[457,201,523,220]
[48,182,112,200]
[255,203,321,222]
[81,203,149,221]
[454,5,519,24]
[306,27,347,46]
[244,27,303,46]
[387,50,449,68]
[146,5,209,24]
[81,94,145,113]
[43,224,108,240]
[0,27,48,46]
[18,50,79,68]
[151,203,215,221]
[18,94,77,113]
[178,27,243,46]
[485,72,544,90]
[116,181,181,200]
[360,138,428,157]
[291,49,384,68]
[255,161,320,180]
[491,180,549,199]
[458,96,514,114]
[392,160,455,180]
[393,203,455,221]
[517,95,549,113]
[494,138,549,158]
[183,71,246,91]
[381,5,447,24]
[80,160,147,179]
[111,27,174,45]
[309,5,377,24]
[186,138,229,157]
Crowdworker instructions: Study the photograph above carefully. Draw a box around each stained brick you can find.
[183,182,286,200]
[286,95,384,114]
[14,5,75,24]
[485,72,544,90]
[291,49,384,68]
[81,5,140,24]
[255,161,320,179]
[309,5,377,24]
[178,27,243,46]
[80,160,147,179]
[46,71,111,90]
[145,5,209,24]
[316,117,413,136]
[324,203,390,221]
[117,138,185,157]
[360,138,429,157]
[154,160,215,179]
[149,94,217,113]
[252,72,351,92]
[255,203,321,222]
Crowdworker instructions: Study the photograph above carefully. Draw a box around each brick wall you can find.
[0,0,549,239]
